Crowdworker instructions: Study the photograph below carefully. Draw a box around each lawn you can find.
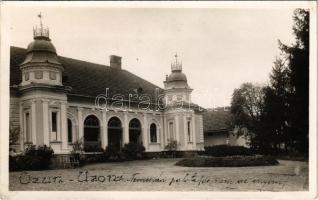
[9,159,308,191]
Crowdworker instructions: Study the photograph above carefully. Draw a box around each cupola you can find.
[20,13,63,87]
[165,54,190,89]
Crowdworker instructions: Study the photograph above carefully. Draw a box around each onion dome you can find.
[165,54,189,89]
[21,14,60,66]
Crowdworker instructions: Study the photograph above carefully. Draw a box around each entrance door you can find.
[108,117,122,151]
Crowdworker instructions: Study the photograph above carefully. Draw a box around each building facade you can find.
[9,23,204,154]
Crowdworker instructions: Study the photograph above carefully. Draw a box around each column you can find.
[160,115,164,149]
[31,100,37,144]
[123,111,129,145]
[175,114,179,143]
[77,108,83,142]
[42,99,50,146]
[143,113,148,149]
[61,102,68,150]
[101,110,108,149]
[164,114,169,144]
[192,113,196,149]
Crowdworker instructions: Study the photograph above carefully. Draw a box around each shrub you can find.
[204,145,254,157]
[9,145,54,171]
[122,142,145,160]
[104,142,145,161]
[176,155,279,167]
[83,143,103,152]
[164,139,178,158]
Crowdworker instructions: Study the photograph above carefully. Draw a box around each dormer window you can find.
[50,72,56,80]
[35,71,43,79]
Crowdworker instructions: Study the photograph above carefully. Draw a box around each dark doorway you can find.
[129,118,142,144]
[84,115,101,152]
[108,117,123,151]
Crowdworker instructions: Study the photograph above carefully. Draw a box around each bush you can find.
[103,142,145,161]
[204,145,254,157]
[122,142,145,160]
[176,155,279,167]
[9,145,54,171]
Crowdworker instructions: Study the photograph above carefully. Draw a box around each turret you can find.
[19,13,64,87]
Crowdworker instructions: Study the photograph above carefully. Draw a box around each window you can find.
[51,112,57,140]
[68,119,72,143]
[150,123,157,143]
[35,71,43,79]
[25,72,29,81]
[50,72,57,80]
[25,112,31,142]
[169,121,174,140]
[187,121,191,142]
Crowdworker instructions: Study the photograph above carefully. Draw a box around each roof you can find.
[203,107,232,131]
[10,46,164,104]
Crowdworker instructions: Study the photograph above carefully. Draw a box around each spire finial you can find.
[171,52,182,72]
[33,12,50,39]
[38,12,43,29]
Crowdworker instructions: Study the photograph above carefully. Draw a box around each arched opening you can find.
[150,123,157,143]
[129,118,142,144]
[67,119,73,143]
[108,117,122,151]
[84,115,101,152]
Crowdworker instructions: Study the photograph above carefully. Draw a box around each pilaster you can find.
[61,101,68,150]
[31,99,37,144]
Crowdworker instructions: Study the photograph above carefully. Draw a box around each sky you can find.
[5,5,298,108]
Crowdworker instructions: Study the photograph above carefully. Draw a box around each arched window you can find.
[150,123,157,143]
[129,118,141,143]
[108,117,122,151]
[108,117,122,128]
[84,115,100,142]
[67,119,72,143]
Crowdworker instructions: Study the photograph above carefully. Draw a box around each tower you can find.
[164,53,193,105]
[163,54,200,151]
[19,14,70,153]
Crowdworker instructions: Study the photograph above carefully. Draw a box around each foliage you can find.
[9,145,54,171]
[164,139,178,151]
[175,155,279,167]
[164,139,178,158]
[9,123,20,146]
[279,9,309,155]
[71,137,85,164]
[204,145,254,157]
[104,142,146,161]
[230,9,309,156]
[122,142,146,160]
[230,83,266,149]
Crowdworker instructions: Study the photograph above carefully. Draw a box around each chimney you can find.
[110,55,122,70]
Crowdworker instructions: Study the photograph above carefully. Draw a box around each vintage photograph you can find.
[0,1,317,199]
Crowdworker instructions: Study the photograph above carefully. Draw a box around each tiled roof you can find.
[10,46,164,104]
[203,107,232,131]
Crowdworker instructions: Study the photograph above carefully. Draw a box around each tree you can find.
[279,9,309,155]
[261,57,290,152]
[230,83,267,151]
